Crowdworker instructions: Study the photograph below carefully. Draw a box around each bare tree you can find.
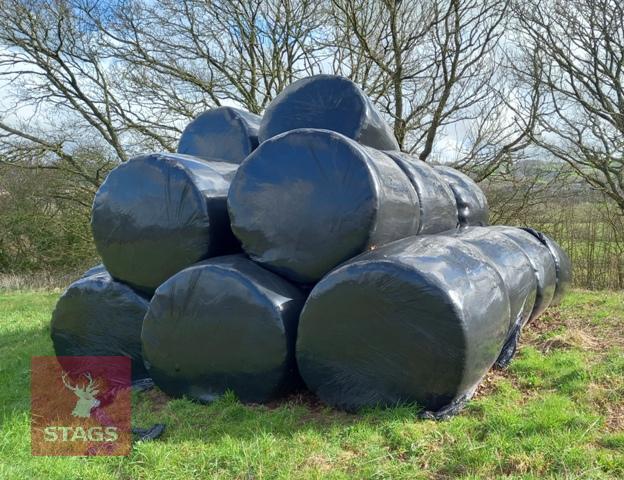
[482,159,573,225]
[93,0,326,119]
[0,0,136,165]
[328,0,436,148]
[328,0,537,179]
[513,0,624,212]
[0,0,155,183]
[0,0,327,176]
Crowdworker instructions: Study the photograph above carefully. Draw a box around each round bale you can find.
[296,235,510,412]
[492,226,557,321]
[92,153,240,293]
[177,106,261,164]
[522,228,572,306]
[227,129,419,284]
[258,75,399,150]
[51,268,150,380]
[384,151,458,233]
[435,166,489,227]
[141,255,305,403]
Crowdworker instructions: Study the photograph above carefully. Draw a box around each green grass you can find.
[0,290,622,479]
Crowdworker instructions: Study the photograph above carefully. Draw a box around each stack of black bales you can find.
[51,75,570,416]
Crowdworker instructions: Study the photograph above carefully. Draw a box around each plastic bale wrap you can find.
[227,128,420,284]
[522,228,572,306]
[296,235,511,414]
[141,255,306,404]
[491,226,557,321]
[435,166,489,226]
[384,151,458,233]
[446,226,538,367]
[258,75,399,150]
[51,268,150,380]
[80,264,107,279]
[177,106,261,164]
[91,153,240,294]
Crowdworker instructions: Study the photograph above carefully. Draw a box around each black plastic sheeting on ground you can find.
[177,107,261,164]
[258,75,400,151]
[92,153,240,294]
[521,228,572,306]
[296,235,511,413]
[141,255,306,404]
[384,151,459,233]
[491,226,557,322]
[228,129,419,284]
[51,268,150,380]
[445,227,538,368]
[434,166,489,227]
[132,423,166,442]
[132,377,155,392]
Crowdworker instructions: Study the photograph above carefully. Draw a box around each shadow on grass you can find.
[130,385,428,444]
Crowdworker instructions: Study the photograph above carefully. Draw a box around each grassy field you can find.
[0,290,622,479]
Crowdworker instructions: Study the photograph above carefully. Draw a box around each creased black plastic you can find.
[51,268,150,380]
[521,228,572,306]
[384,151,459,233]
[132,377,155,392]
[258,75,400,151]
[491,226,557,321]
[228,129,419,284]
[80,264,107,278]
[92,153,240,294]
[445,226,538,369]
[132,424,165,442]
[446,227,537,332]
[435,166,489,226]
[495,323,522,369]
[296,235,510,413]
[419,387,478,420]
[177,106,261,164]
[141,254,305,404]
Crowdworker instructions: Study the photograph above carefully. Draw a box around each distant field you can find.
[0,290,622,479]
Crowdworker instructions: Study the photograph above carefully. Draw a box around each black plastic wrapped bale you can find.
[446,226,538,367]
[384,151,458,233]
[141,255,306,404]
[492,226,557,321]
[296,235,511,413]
[258,75,399,151]
[80,264,107,279]
[177,107,261,164]
[51,268,150,380]
[447,227,537,331]
[92,153,240,294]
[435,166,489,227]
[522,228,572,306]
[228,128,420,284]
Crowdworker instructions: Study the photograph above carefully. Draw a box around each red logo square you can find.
[31,356,132,456]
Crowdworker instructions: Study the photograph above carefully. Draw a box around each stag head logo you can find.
[61,372,101,418]
[31,356,132,456]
